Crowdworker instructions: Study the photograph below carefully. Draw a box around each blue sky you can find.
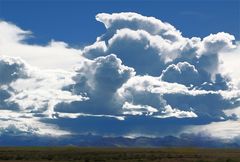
[0,0,240,144]
[0,0,239,45]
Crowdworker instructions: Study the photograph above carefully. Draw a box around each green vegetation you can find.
[0,147,239,162]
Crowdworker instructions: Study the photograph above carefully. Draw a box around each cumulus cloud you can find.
[83,12,236,83]
[55,54,135,115]
[0,55,29,84]
[0,12,240,141]
[199,32,236,55]
[160,62,201,86]
[96,12,182,41]
[219,42,240,88]
[84,27,187,75]
[106,28,181,75]
[117,75,240,119]
[117,75,199,118]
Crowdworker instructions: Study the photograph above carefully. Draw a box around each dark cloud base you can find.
[44,116,216,136]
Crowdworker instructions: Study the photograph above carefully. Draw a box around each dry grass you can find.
[0,147,239,162]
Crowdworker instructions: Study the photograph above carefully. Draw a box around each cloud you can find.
[84,12,236,83]
[192,33,236,81]
[96,12,182,41]
[0,56,85,136]
[55,54,135,115]
[199,32,236,55]
[122,102,158,116]
[0,12,240,141]
[0,21,83,70]
[154,105,198,118]
[0,21,31,44]
[0,110,70,136]
[0,55,86,113]
[0,55,29,84]
[184,120,240,141]
[224,106,240,120]
[0,55,30,110]
[7,70,86,114]
[107,28,181,75]
[82,41,107,59]
[160,62,201,86]
[83,27,195,76]
[118,75,240,119]
[117,75,198,118]
[219,42,240,88]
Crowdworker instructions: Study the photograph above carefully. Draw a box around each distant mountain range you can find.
[0,133,239,148]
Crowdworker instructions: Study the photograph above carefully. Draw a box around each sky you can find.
[1,0,239,45]
[0,0,240,144]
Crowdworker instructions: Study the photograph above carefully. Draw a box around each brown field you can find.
[0,147,239,162]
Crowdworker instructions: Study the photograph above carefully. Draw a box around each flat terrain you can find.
[0,147,239,162]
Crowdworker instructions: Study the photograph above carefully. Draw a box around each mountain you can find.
[0,133,239,148]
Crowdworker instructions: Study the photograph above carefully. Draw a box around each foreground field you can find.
[0,147,239,162]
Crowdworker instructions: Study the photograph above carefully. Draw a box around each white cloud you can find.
[0,12,239,140]
[118,75,240,119]
[0,56,86,136]
[82,41,107,59]
[160,62,201,86]
[84,27,191,75]
[0,55,30,85]
[118,75,199,118]
[107,28,182,71]
[56,112,125,121]
[0,21,83,70]
[0,110,70,136]
[219,42,240,88]
[85,13,237,83]
[122,102,158,116]
[154,105,197,118]
[96,12,182,41]
[55,54,135,115]
[184,120,240,141]
[0,21,31,43]
[199,32,236,55]
[8,68,86,115]
[224,106,240,119]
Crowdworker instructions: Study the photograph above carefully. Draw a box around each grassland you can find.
[0,147,239,162]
